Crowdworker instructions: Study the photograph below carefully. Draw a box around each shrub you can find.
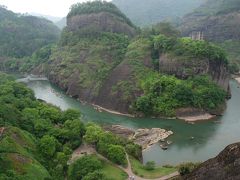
[144,161,156,170]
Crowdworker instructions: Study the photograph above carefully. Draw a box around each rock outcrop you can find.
[104,125,173,150]
[133,128,173,149]
[67,12,136,37]
[179,0,240,42]
[185,142,240,180]
[159,53,230,91]
[181,11,240,42]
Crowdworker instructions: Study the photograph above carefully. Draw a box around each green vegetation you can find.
[51,32,129,96]
[153,35,228,64]
[68,155,103,180]
[130,156,177,178]
[0,6,60,58]
[178,162,201,176]
[0,73,85,179]
[68,1,134,27]
[101,159,128,180]
[135,73,226,116]
[4,44,54,73]
[144,161,156,170]
[84,123,141,166]
[0,73,142,179]
[68,155,127,180]
[218,40,240,73]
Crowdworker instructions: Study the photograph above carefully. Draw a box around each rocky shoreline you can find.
[103,125,173,150]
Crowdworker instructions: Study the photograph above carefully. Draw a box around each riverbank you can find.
[235,77,240,84]
[93,104,217,122]
[178,114,216,122]
[92,104,135,117]
[104,125,173,150]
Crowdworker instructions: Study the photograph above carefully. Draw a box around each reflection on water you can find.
[25,79,240,165]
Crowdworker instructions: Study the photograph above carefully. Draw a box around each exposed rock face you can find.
[185,142,240,180]
[179,0,240,42]
[67,12,136,37]
[133,128,173,149]
[104,125,173,150]
[159,53,230,91]
[103,125,135,138]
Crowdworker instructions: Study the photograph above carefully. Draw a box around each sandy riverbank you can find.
[92,104,217,122]
[92,104,135,118]
[235,77,240,84]
[178,113,216,122]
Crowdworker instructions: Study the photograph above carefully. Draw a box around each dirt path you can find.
[97,152,179,180]
[70,144,179,180]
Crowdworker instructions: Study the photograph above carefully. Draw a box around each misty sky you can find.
[1,0,110,17]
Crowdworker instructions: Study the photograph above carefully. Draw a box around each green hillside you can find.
[0,6,60,58]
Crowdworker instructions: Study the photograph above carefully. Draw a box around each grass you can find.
[91,154,128,180]
[129,156,177,179]
[101,160,128,180]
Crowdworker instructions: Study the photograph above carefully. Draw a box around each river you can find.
[22,77,240,165]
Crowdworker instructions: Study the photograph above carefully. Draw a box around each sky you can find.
[0,0,110,17]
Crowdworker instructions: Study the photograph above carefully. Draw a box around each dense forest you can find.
[23,1,228,118]
[0,6,60,58]
[0,73,141,179]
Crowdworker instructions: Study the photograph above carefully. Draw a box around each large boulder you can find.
[185,142,240,180]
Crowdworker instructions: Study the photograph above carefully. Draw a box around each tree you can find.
[107,145,126,166]
[84,123,103,145]
[39,135,57,157]
[144,161,156,170]
[68,155,103,180]
[62,109,81,122]
[82,171,106,180]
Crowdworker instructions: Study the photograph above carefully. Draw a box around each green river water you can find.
[22,78,240,166]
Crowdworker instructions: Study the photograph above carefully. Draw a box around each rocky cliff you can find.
[159,53,230,91]
[67,12,136,37]
[180,11,240,42]
[185,142,240,180]
[37,1,229,118]
[179,0,240,73]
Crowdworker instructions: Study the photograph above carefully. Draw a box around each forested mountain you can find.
[0,6,60,58]
[24,1,229,118]
[112,0,205,26]
[0,73,140,179]
[180,0,240,73]
[29,12,62,23]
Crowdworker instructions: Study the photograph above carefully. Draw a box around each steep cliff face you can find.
[179,0,240,72]
[67,12,136,37]
[180,11,240,42]
[93,38,153,113]
[159,53,230,91]
[43,1,141,113]
[185,142,240,180]
[40,2,229,117]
